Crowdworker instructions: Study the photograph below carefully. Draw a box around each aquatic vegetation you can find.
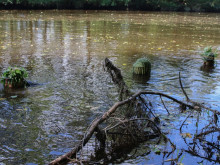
[1,67,28,88]
[201,46,218,61]
[200,46,218,69]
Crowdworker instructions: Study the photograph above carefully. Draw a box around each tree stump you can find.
[203,54,215,67]
[133,58,151,75]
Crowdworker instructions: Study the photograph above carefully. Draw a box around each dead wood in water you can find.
[104,58,130,100]
[179,72,220,116]
[49,91,186,165]
[50,58,220,165]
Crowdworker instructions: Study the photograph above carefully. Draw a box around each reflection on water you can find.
[0,10,219,164]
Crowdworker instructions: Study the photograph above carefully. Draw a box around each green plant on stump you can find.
[133,57,151,75]
[1,67,28,88]
[201,47,218,67]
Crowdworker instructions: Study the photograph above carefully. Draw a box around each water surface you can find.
[0,10,220,164]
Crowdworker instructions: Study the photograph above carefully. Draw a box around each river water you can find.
[0,10,220,165]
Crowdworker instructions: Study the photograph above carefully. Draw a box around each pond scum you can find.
[49,58,220,165]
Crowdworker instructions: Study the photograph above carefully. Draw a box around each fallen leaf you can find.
[181,133,192,138]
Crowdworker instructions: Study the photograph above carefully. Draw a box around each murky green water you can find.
[0,10,220,164]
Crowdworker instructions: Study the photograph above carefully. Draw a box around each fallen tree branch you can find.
[49,90,193,165]
[50,59,220,165]
[104,58,130,100]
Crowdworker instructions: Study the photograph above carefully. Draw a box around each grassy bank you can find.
[0,0,220,12]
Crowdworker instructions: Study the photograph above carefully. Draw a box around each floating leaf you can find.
[181,133,192,138]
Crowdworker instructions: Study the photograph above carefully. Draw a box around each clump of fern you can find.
[201,46,218,61]
[1,67,28,88]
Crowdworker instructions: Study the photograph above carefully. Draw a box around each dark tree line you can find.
[0,0,220,12]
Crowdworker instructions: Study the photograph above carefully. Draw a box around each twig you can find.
[195,103,220,116]
[160,95,170,115]
[137,91,194,109]
[180,112,192,132]
[185,149,219,163]
[138,95,156,117]
[195,127,220,138]
[196,137,220,151]
[106,131,159,138]
[179,72,190,101]
[164,152,182,163]
[179,72,220,115]
[104,118,161,134]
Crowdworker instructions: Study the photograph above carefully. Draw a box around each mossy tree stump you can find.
[201,47,218,68]
[203,54,215,67]
[133,58,151,76]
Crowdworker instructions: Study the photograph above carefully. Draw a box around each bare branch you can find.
[179,72,190,101]
[160,95,170,115]
[180,112,192,132]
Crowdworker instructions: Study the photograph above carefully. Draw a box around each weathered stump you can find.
[203,53,215,67]
[200,54,215,72]
[133,58,151,75]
